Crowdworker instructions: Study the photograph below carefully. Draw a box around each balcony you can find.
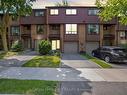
[21,33,31,38]
[49,34,60,38]
[64,35,78,41]
[103,34,115,40]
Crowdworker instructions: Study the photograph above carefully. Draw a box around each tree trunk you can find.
[1,31,8,52]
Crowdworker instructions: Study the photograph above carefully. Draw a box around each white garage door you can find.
[64,42,78,54]
[86,42,99,54]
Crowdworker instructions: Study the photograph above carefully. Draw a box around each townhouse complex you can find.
[0,6,127,53]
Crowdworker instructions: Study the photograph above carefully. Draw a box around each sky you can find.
[32,0,96,9]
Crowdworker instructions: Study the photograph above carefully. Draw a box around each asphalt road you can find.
[60,81,127,95]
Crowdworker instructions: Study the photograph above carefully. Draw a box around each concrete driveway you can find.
[61,54,99,68]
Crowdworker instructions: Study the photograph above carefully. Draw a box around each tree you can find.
[96,0,127,25]
[0,0,35,52]
[55,0,69,6]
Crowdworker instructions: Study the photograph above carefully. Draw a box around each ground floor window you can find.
[51,40,60,50]
[119,31,127,39]
[87,24,99,35]
[11,26,20,36]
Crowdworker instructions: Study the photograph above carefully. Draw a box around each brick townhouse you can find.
[0,6,127,53]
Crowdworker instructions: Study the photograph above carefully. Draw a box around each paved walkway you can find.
[0,51,37,67]
[61,54,99,68]
[0,67,127,82]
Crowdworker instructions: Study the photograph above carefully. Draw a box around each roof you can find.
[46,6,98,8]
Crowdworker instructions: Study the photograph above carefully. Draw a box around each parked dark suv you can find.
[92,46,127,63]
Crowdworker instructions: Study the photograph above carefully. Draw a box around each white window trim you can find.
[66,9,77,15]
[65,24,77,34]
[50,9,59,15]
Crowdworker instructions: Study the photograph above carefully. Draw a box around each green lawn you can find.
[22,56,60,68]
[0,79,57,95]
[0,51,21,59]
[82,54,112,68]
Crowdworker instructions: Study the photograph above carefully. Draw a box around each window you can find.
[120,31,125,38]
[88,24,99,35]
[35,11,44,16]
[50,9,58,15]
[11,26,20,36]
[88,9,100,15]
[66,9,77,15]
[52,40,60,50]
[66,24,77,34]
[36,25,44,34]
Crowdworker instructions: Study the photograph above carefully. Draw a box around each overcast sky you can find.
[32,0,96,9]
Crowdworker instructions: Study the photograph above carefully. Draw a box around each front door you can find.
[51,40,60,50]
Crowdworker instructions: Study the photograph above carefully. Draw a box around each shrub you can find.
[120,43,127,50]
[39,40,51,55]
[11,40,22,52]
[49,50,61,57]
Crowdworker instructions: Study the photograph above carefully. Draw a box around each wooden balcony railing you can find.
[64,35,78,41]
[21,33,31,38]
[103,34,115,40]
[49,34,60,38]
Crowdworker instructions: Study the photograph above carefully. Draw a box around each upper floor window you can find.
[36,25,44,34]
[11,26,20,36]
[88,9,100,15]
[66,9,77,15]
[87,24,99,35]
[35,11,44,16]
[66,24,77,34]
[50,9,59,15]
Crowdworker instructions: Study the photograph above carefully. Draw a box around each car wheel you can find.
[92,52,95,57]
[104,56,111,63]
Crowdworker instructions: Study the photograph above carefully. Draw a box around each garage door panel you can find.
[64,42,78,54]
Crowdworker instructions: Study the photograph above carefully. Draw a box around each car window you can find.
[102,48,111,51]
[113,49,126,53]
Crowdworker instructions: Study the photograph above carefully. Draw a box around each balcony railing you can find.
[49,34,60,38]
[103,34,115,40]
[21,33,31,38]
[64,35,78,41]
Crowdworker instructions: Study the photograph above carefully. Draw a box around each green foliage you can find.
[96,0,127,25]
[0,79,57,95]
[82,53,112,68]
[11,40,22,52]
[23,56,60,68]
[39,40,52,55]
[49,50,61,57]
[55,0,69,6]
[0,0,35,51]
[120,43,127,50]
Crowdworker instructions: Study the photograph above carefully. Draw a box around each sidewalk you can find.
[0,67,127,82]
[0,51,36,67]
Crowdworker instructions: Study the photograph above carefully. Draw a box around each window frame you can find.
[88,9,100,16]
[36,25,44,34]
[87,24,100,35]
[50,9,59,15]
[11,26,20,36]
[65,24,77,35]
[35,11,44,16]
[66,9,77,15]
